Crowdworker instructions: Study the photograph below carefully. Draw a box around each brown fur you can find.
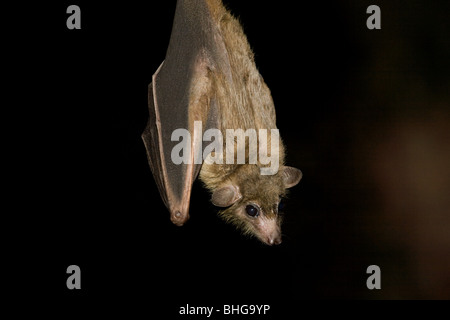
[208,0,278,132]
[197,1,297,244]
[199,0,285,187]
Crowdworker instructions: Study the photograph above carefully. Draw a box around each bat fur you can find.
[143,0,302,245]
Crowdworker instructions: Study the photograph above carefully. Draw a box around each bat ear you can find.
[211,185,242,207]
[283,167,303,188]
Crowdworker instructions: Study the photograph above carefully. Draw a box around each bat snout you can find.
[258,219,282,245]
[266,235,282,246]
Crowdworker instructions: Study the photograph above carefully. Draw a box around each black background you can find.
[7,0,450,316]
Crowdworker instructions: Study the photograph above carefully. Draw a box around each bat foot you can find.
[170,210,189,226]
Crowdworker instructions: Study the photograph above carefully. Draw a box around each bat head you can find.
[211,165,302,245]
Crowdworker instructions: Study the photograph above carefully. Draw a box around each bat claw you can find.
[170,210,189,226]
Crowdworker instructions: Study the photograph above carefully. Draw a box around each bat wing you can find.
[142,0,232,226]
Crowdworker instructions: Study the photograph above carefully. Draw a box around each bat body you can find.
[142,0,302,245]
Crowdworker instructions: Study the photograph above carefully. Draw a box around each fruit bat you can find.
[142,0,302,245]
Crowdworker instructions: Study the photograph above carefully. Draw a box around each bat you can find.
[142,0,302,245]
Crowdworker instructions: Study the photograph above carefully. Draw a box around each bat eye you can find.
[245,205,259,217]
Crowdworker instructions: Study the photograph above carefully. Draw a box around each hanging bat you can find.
[142,0,302,245]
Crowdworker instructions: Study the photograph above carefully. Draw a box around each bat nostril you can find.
[268,235,282,246]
